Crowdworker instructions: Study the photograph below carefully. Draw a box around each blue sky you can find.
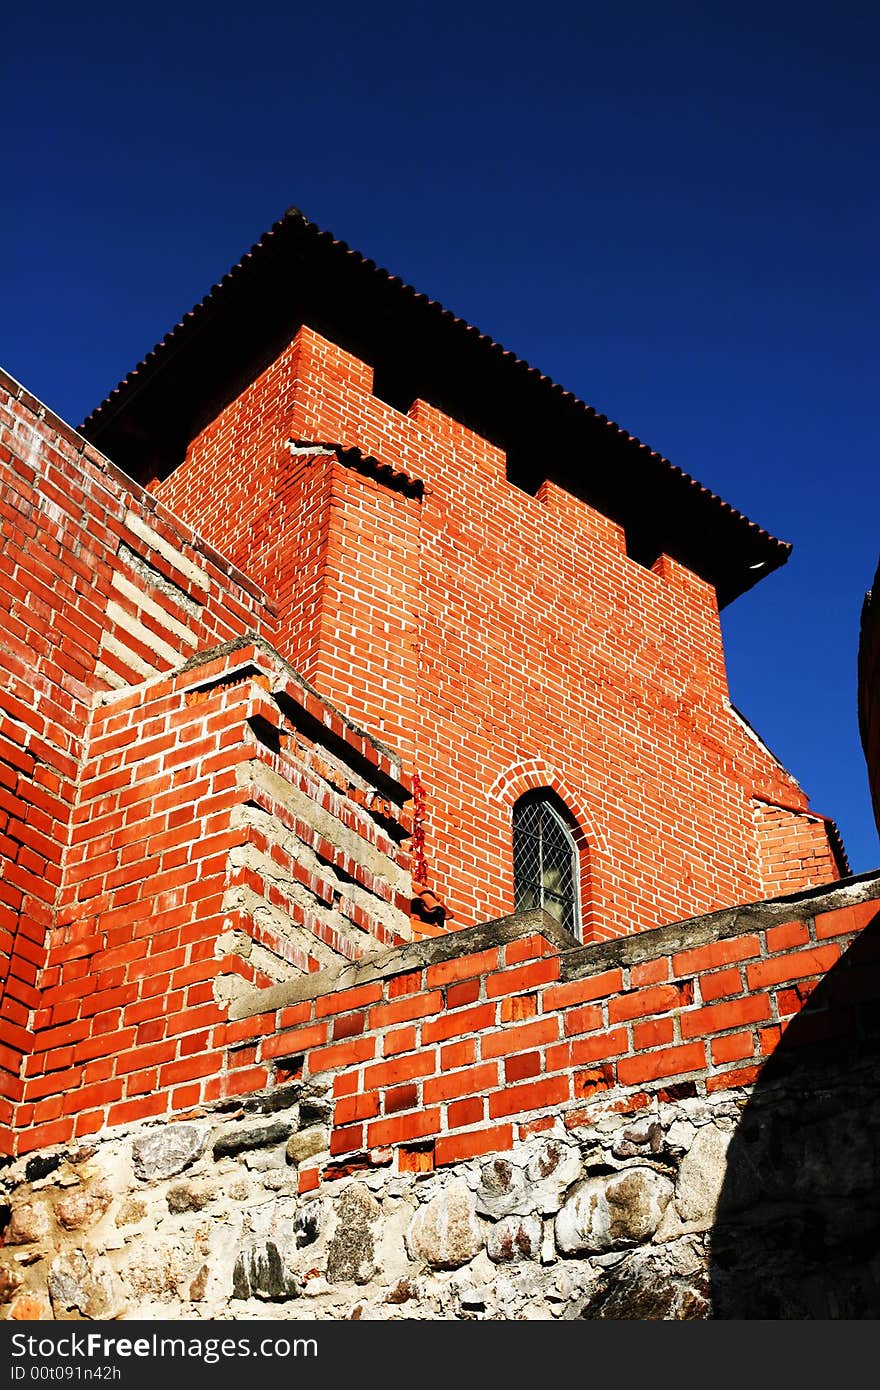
[4,2,879,873]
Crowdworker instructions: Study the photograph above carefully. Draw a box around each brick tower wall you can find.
[156,326,841,940]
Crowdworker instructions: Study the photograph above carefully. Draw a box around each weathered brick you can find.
[260,1023,329,1059]
[447,979,481,1009]
[505,1051,541,1083]
[632,1017,674,1050]
[480,1016,559,1059]
[424,1062,499,1104]
[680,993,771,1039]
[485,958,560,998]
[631,957,669,987]
[306,1036,377,1074]
[710,1031,755,1065]
[447,1097,484,1129]
[617,1042,706,1086]
[367,1108,441,1148]
[422,1002,496,1044]
[383,1083,420,1114]
[363,1050,437,1090]
[543,970,624,1011]
[813,901,880,939]
[563,1003,603,1036]
[368,990,443,1030]
[500,992,537,1023]
[334,1091,380,1126]
[698,966,743,1002]
[440,1039,476,1070]
[766,920,810,952]
[608,984,683,1024]
[672,936,762,977]
[488,1074,569,1118]
[745,945,840,991]
[435,1123,514,1167]
[426,947,500,988]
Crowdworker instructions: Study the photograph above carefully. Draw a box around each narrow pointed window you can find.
[513,790,581,940]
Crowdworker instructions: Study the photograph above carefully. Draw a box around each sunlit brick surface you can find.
[157,326,841,939]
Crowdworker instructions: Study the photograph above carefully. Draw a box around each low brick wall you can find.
[225,871,880,1189]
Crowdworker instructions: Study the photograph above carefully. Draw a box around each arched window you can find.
[512,790,581,940]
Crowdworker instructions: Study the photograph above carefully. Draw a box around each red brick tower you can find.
[78,209,845,942]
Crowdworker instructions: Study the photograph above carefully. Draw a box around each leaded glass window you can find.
[513,791,581,939]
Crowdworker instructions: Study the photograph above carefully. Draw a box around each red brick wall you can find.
[0,372,412,1155]
[156,326,841,940]
[0,371,282,1138]
[14,643,412,1155]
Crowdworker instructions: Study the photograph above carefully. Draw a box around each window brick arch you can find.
[489,760,607,941]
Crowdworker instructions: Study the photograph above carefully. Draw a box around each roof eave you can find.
[79,209,791,607]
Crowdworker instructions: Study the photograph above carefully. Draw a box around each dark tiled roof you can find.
[80,208,790,607]
[859,555,880,836]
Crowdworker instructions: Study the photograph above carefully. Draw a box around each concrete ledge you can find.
[228,872,880,1021]
[229,908,575,1019]
[288,438,424,497]
[560,869,880,982]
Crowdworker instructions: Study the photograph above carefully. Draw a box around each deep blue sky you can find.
[4,3,879,873]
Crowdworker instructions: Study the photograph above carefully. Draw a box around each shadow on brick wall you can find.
[709,908,880,1317]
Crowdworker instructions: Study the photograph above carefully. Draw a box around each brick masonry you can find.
[154,324,843,939]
